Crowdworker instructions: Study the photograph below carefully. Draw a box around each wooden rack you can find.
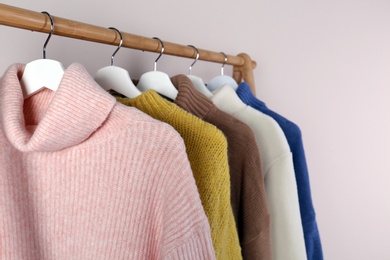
[0,3,257,94]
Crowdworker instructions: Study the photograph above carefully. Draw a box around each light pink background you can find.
[1,0,389,259]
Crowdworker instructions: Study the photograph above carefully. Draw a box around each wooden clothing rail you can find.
[0,3,257,94]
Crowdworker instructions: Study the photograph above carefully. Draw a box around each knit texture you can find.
[212,85,307,260]
[237,82,323,260]
[117,91,241,260]
[0,63,215,259]
[172,75,271,260]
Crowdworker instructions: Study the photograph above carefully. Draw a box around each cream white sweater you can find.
[212,85,307,260]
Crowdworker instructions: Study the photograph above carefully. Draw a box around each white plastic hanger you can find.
[206,52,238,92]
[137,37,178,100]
[95,27,141,98]
[187,45,213,98]
[20,11,65,98]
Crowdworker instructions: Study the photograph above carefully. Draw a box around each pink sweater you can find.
[0,63,216,259]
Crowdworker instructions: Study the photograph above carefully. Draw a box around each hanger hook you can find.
[41,11,54,59]
[220,52,228,75]
[152,37,164,71]
[188,45,199,75]
[108,27,123,66]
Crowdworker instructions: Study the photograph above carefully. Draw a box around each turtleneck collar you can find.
[117,89,178,119]
[171,74,215,119]
[236,82,267,108]
[0,63,116,152]
[211,84,248,116]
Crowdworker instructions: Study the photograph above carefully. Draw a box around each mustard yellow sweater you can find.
[118,91,242,260]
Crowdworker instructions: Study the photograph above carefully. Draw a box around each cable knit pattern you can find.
[172,75,271,260]
[118,91,241,260]
[0,63,215,260]
[212,85,307,260]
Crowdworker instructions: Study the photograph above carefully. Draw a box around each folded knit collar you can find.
[236,82,267,109]
[0,63,116,152]
[171,74,215,119]
[211,84,248,116]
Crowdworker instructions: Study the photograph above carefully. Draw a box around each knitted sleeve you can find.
[159,132,216,259]
[265,153,307,260]
[238,136,273,260]
[182,124,242,260]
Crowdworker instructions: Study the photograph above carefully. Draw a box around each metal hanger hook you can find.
[188,45,199,75]
[41,11,54,59]
[108,27,123,66]
[152,37,164,71]
[220,52,228,75]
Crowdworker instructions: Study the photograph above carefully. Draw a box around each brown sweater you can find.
[172,75,272,260]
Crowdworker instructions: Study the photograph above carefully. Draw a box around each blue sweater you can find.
[236,83,323,260]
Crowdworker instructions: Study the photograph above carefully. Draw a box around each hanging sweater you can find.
[117,91,242,260]
[171,75,271,260]
[237,82,323,260]
[212,85,307,260]
[0,63,215,260]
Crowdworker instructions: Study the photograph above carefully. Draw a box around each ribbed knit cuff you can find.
[164,226,216,260]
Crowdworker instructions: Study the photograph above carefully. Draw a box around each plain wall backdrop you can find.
[1,1,390,259]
